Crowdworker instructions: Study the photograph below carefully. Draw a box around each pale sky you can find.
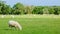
[2,0,60,7]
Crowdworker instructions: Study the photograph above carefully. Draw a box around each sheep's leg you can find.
[9,25,11,27]
[9,25,12,29]
[9,25,14,30]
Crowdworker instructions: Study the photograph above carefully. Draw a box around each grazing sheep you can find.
[8,20,22,30]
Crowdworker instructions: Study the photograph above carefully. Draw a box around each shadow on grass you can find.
[3,28,12,30]
[0,28,22,31]
[3,28,21,31]
[0,28,14,31]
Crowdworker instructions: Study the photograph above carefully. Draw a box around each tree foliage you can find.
[0,1,60,15]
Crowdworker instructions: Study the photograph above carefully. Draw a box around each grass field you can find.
[0,15,60,34]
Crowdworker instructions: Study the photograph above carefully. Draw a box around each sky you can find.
[2,0,60,7]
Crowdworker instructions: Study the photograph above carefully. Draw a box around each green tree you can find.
[13,3,24,15]
[54,7,59,15]
[0,1,5,14]
[43,8,49,14]
[0,1,12,15]
[32,6,43,14]
[48,7,54,14]
[25,6,34,14]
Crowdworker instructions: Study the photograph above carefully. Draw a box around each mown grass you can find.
[0,15,60,34]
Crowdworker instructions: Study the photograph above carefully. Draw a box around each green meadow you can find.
[0,15,60,34]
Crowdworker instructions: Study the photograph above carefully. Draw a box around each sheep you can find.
[8,20,22,30]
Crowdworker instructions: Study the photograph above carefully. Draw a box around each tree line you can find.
[0,1,60,15]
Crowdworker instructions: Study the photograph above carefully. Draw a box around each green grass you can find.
[0,15,60,34]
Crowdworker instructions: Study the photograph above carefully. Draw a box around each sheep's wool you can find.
[9,20,22,30]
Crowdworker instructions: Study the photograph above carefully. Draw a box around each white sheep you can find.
[8,20,22,30]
